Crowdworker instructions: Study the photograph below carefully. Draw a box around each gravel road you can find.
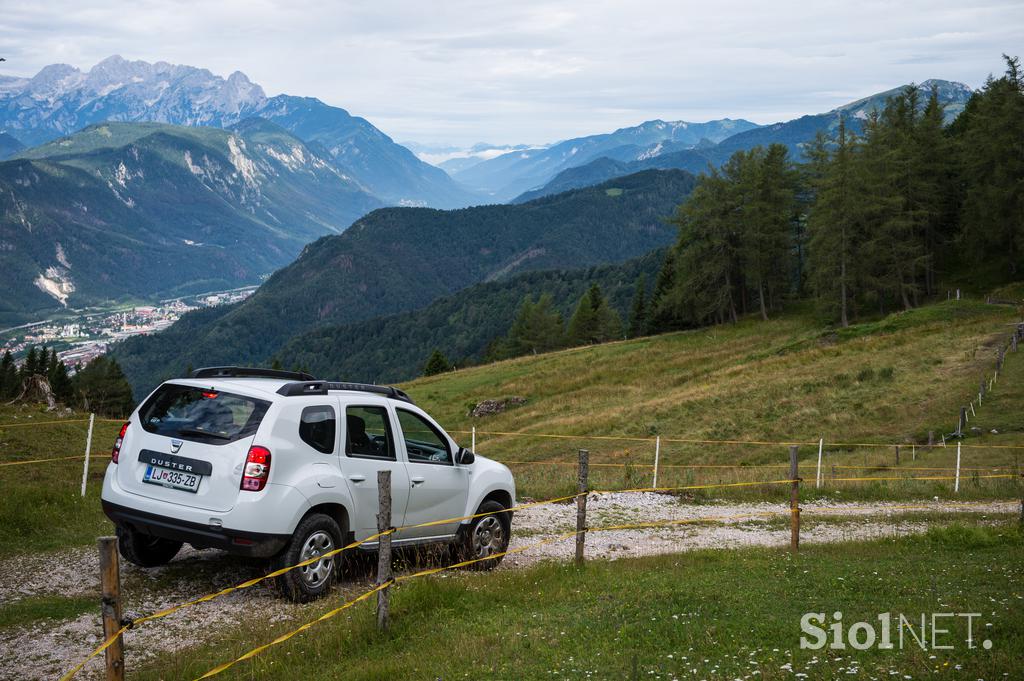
[0,496,1015,680]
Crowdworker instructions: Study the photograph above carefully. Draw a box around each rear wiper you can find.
[177,428,232,441]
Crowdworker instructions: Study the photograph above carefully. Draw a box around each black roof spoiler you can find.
[190,366,317,381]
[276,381,414,403]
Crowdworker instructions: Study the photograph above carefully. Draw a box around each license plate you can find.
[143,465,202,493]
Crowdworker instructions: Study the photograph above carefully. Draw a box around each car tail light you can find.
[111,422,129,463]
[241,446,271,491]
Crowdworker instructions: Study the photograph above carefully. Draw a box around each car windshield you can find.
[139,384,270,445]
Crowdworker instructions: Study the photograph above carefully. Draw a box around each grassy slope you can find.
[0,299,1020,561]
[404,300,1024,499]
[129,524,1024,680]
[0,411,120,557]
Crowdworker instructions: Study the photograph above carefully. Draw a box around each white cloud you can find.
[1,0,1021,145]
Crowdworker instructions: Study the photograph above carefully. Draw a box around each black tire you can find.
[459,500,512,570]
[275,513,342,603]
[116,526,182,568]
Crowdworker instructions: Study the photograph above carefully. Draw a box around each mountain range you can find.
[0,119,381,324]
[0,56,477,208]
[111,169,698,395]
[452,118,758,202]
[460,79,973,203]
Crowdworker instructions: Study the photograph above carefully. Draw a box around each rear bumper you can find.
[103,500,289,558]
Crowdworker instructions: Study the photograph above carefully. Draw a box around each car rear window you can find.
[139,384,271,445]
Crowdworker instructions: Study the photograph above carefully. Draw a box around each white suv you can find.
[101,367,516,601]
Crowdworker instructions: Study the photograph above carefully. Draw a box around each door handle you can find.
[410,476,426,486]
[349,474,366,483]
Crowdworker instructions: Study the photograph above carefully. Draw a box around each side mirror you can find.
[456,447,475,465]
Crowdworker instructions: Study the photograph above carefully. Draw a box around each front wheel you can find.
[459,500,511,570]
[275,513,342,602]
[116,526,182,568]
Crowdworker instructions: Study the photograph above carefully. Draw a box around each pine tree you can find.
[422,349,452,376]
[0,351,16,399]
[503,293,565,357]
[48,356,73,404]
[807,119,860,326]
[72,356,135,417]
[666,168,742,326]
[740,144,797,320]
[567,284,621,345]
[959,55,1024,276]
[627,275,647,338]
[645,249,680,333]
[22,347,39,378]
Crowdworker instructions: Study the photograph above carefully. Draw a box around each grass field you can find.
[404,299,1024,501]
[123,523,1024,680]
[0,299,1021,560]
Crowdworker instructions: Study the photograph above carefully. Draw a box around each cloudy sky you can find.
[2,0,1022,146]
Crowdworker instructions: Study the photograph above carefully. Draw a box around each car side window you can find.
[345,406,395,460]
[397,409,452,465]
[299,406,336,454]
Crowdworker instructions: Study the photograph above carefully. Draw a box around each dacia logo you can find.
[170,439,183,453]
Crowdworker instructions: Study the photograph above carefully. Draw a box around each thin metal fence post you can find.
[376,470,392,632]
[789,446,800,552]
[98,536,125,681]
[80,413,95,497]
[954,442,961,494]
[575,449,589,566]
[652,436,661,488]
[815,438,823,489]
[471,426,476,452]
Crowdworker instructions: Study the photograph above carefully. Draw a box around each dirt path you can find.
[0,497,1016,680]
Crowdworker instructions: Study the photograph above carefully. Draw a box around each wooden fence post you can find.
[789,446,800,552]
[471,426,476,452]
[928,431,935,447]
[80,413,95,498]
[98,536,125,681]
[895,445,900,467]
[576,449,589,566]
[958,407,966,435]
[376,470,392,632]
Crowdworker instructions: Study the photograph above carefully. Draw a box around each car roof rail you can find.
[275,380,414,403]
[190,366,317,381]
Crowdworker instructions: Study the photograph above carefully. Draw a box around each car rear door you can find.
[116,383,270,513]
[393,406,470,540]
[338,401,412,540]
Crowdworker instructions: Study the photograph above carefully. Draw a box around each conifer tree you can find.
[807,119,860,326]
[567,284,621,345]
[422,349,452,376]
[22,347,38,378]
[627,275,647,338]
[0,351,16,399]
[959,55,1024,276]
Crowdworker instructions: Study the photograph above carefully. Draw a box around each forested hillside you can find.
[273,250,664,383]
[645,62,1023,332]
[0,120,381,324]
[113,170,697,395]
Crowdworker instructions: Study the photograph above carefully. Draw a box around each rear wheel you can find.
[459,500,511,570]
[275,513,342,602]
[116,526,182,568]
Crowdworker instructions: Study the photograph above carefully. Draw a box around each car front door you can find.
[394,406,470,540]
[338,402,412,541]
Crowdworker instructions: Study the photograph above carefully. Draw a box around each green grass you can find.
[1,299,1022,559]
[0,406,119,558]
[403,299,1024,501]
[123,523,1024,680]
[0,595,96,630]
